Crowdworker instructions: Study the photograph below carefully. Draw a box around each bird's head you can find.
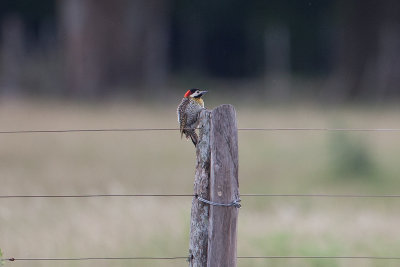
[184,88,208,99]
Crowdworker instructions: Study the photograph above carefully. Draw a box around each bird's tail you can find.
[184,129,198,146]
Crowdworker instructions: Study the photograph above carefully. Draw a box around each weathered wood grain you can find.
[189,109,211,267]
[207,104,239,267]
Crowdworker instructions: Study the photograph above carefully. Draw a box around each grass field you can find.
[1,99,400,267]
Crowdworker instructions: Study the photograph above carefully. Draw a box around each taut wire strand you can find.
[238,128,400,132]
[237,256,400,260]
[240,193,400,198]
[5,257,188,261]
[0,127,400,134]
[4,255,400,262]
[2,193,400,199]
[0,194,193,198]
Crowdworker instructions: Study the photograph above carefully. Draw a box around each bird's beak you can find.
[199,90,208,96]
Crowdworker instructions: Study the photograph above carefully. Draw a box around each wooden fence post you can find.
[207,105,239,267]
[189,105,239,267]
[189,109,212,267]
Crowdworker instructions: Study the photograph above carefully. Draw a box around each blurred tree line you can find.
[0,0,399,101]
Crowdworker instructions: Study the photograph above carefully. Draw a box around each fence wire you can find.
[3,255,400,262]
[0,194,193,198]
[237,256,400,260]
[1,193,400,199]
[4,257,188,261]
[0,127,400,134]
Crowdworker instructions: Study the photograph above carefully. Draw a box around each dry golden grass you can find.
[1,99,400,267]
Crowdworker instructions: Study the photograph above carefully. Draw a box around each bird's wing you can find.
[179,113,188,138]
[178,98,190,138]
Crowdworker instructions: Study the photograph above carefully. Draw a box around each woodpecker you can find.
[177,88,208,146]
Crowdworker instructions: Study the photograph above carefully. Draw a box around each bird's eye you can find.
[196,90,199,93]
